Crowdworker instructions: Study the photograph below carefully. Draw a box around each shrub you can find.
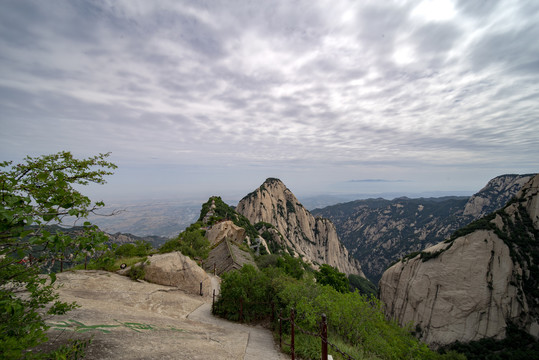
[314,264,349,293]
[214,260,462,360]
[115,240,153,257]
[159,225,210,260]
[127,262,146,281]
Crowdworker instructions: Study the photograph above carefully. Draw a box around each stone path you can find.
[41,270,287,359]
[187,303,288,360]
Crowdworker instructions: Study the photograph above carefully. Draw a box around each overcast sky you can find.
[1,0,538,204]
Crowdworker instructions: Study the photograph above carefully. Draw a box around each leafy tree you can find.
[213,264,272,322]
[0,151,116,359]
[159,222,210,259]
[115,240,153,258]
[314,264,349,293]
[256,253,307,280]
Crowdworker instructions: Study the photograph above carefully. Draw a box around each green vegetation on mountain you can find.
[159,222,210,259]
[198,196,259,239]
[0,151,116,359]
[348,273,377,297]
[214,259,464,360]
[314,264,349,293]
[114,240,153,258]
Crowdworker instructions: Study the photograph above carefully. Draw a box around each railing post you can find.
[271,302,275,329]
[321,313,328,360]
[200,282,203,296]
[212,289,215,313]
[239,297,243,323]
[279,310,283,350]
[84,254,87,270]
[291,308,295,360]
[60,255,63,273]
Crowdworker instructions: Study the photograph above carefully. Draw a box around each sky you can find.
[1,0,538,205]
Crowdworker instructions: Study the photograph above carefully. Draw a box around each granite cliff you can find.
[236,178,364,276]
[379,174,539,347]
[313,174,535,282]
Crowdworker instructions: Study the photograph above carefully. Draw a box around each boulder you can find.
[142,252,212,298]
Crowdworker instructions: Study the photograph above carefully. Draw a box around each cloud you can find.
[0,0,538,200]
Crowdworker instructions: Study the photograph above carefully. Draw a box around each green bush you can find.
[314,264,349,293]
[127,262,146,281]
[257,253,308,280]
[159,224,210,260]
[213,264,272,322]
[214,260,463,360]
[0,151,115,359]
[85,249,117,271]
[115,240,153,257]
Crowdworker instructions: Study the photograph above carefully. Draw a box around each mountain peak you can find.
[236,179,364,276]
[263,177,284,185]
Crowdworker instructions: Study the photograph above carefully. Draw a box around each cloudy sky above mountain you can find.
[1,0,538,203]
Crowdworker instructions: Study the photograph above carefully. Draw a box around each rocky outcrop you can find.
[142,252,212,298]
[236,178,364,276]
[463,174,535,217]
[313,174,536,283]
[205,220,246,246]
[379,174,539,347]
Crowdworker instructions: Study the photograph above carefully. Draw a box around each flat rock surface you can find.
[41,270,285,359]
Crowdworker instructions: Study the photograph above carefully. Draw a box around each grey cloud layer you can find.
[1,0,538,182]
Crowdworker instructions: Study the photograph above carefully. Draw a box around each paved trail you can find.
[189,277,288,360]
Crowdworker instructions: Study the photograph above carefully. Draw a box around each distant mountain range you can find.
[87,191,475,238]
[312,174,536,283]
[87,173,536,285]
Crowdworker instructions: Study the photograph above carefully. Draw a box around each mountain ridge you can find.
[312,173,536,282]
[378,174,539,347]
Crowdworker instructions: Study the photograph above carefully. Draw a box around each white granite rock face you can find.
[379,174,539,347]
[236,178,364,276]
[380,230,523,346]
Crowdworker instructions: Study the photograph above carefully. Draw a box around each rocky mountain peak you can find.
[236,179,364,276]
[379,174,539,347]
[463,174,535,217]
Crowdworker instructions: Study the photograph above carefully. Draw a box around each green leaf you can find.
[37,172,49,181]
[43,213,55,222]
